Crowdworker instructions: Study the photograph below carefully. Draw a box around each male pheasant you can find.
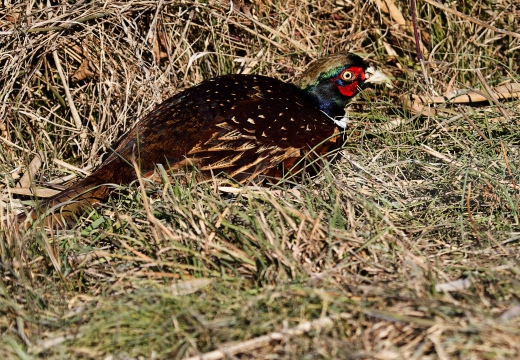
[23,53,391,228]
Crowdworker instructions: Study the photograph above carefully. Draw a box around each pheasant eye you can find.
[341,70,354,81]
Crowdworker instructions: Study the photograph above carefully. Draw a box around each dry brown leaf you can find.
[170,278,214,296]
[72,59,95,82]
[376,0,406,26]
[152,30,168,63]
[18,151,43,188]
[403,83,520,115]
[8,187,61,198]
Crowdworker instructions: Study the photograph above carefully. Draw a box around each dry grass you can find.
[1,0,519,358]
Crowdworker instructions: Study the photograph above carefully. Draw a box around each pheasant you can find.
[22,53,391,228]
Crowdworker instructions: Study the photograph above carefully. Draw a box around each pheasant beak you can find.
[365,67,393,88]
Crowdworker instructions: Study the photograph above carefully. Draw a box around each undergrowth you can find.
[1,0,519,358]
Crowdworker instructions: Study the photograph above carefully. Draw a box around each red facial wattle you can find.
[331,66,366,97]
[337,82,358,97]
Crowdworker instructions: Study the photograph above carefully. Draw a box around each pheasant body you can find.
[25,53,391,227]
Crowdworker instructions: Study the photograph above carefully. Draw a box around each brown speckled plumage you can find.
[23,53,390,228]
